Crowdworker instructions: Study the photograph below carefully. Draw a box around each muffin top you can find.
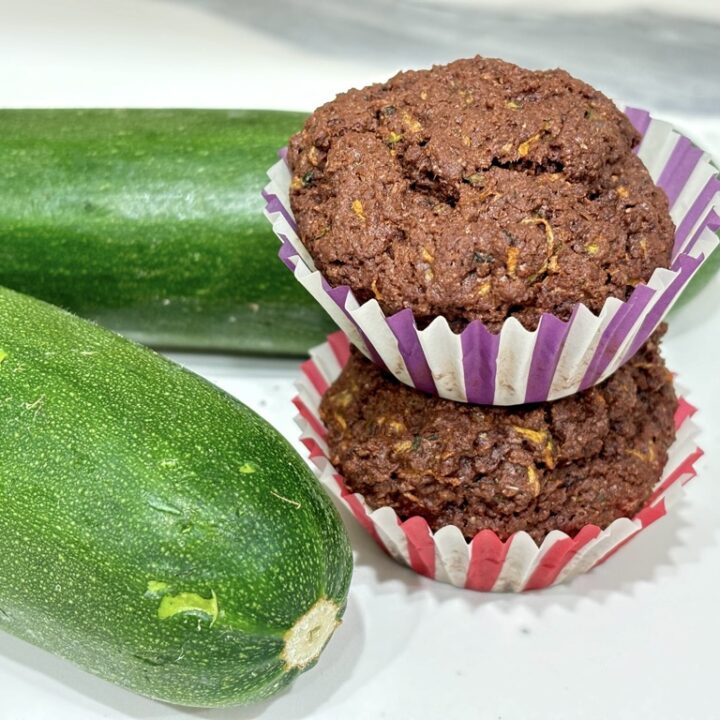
[288,56,675,332]
[320,330,676,543]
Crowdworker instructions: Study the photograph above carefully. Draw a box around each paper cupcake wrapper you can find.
[293,332,702,592]
[265,107,720,405]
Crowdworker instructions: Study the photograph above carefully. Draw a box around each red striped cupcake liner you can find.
[294,332,702,592]
[266,107,719,406]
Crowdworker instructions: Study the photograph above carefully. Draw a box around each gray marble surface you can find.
[184,0,720,115]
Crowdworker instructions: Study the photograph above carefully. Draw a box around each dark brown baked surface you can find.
[320,330,677,543]
[288,56,675,332]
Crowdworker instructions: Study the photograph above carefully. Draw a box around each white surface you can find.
[1,1,719,718]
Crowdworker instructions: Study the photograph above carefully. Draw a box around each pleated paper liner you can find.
[293,331,702,592]
[265,107,719,405]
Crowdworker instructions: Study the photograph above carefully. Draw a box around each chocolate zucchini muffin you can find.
[320,330,677,543]
[288,56,675,332]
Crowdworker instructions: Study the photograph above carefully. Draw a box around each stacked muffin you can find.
[269,56,712,587]
[287,57,674,333]
[319,334,676,546]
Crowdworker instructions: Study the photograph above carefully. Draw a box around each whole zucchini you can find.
[0,287,352,707]
[0,109,335,356]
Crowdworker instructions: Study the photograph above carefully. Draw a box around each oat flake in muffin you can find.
[288,56,675,332]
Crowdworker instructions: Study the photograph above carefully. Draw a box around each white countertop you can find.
[0,2,718,718]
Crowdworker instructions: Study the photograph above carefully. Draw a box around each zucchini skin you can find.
[0,109,335,356]
[0,287,352,707]
[671,243,720,310]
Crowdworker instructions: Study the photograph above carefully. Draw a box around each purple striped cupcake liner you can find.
[264,107,720,405]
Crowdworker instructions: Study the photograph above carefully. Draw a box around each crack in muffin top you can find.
[288,56,675,332]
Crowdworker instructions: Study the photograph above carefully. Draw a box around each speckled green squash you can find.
[0,109,335,356]
[0,287,352,707]
[670,240,720,311]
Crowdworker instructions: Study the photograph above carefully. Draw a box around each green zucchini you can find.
[0,109,335,356]
[671,245,720,310]
[0,287,352,707]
